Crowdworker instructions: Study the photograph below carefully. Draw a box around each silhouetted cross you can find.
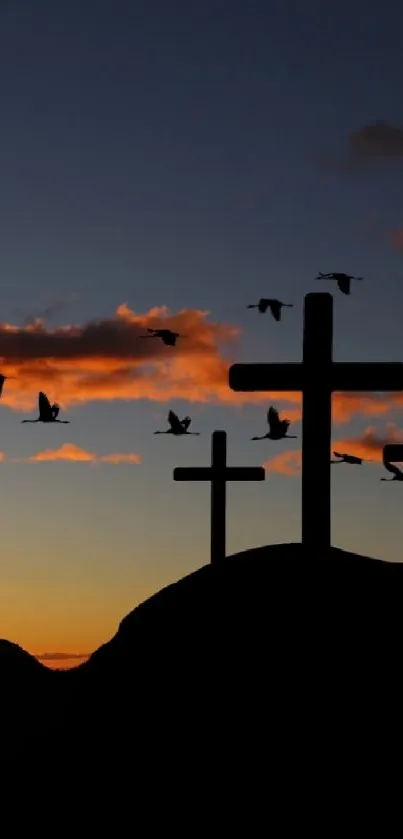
[229,292,403,550]
[382,445,403,481]
[174,430,265,563]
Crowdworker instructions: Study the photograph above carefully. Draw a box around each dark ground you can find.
[2,542,402,815]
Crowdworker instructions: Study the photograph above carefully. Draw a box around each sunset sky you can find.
[2,0,403,667]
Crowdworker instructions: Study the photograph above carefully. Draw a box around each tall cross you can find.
[383,445,403,466]
[174,430,265,564]
[229,292,403,550]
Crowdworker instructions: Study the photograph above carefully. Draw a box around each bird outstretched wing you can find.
[52,404,60,419]
[181,416,191,430]
[267,406,281,432]
[168,410,183,432]
[39,391,53,420]
[269,300,281,321]
[338,276,350,295]
[333,451,344,458]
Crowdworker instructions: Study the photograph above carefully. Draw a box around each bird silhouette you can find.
[154,410,200,435]
[138,328,185,347]
[316,272,363,296]
[247,299,293,321]
[251,406,297,440]
[21,392,70,423]
[380,449,403,481]
[0,374,16,396]
[331,451,371,465]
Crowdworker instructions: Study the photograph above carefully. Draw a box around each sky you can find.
[1,0,403,667]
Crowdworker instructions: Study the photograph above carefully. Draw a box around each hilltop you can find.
[3,542,402,797]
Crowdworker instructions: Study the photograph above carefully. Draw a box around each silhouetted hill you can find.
[4,543,403,804]
[0,639,48,675]
[0,639,75,763]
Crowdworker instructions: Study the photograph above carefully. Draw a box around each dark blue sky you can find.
[2,0,403,656]
[2,0,403,317]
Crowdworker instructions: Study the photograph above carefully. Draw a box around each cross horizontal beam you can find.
[383,444,403,462]
[174,467,265,481]
[229,362,403,392]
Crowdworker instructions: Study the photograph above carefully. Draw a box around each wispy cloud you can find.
[264,449,301,476]
[318,120,403,172]
[333,423,403,463]
[263,424,403,476]
[14,294,80,327]
[24,443,141,464]
[36,651,89,662]
[331,393,403,423]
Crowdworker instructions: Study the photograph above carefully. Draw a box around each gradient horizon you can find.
[1,0,403,666]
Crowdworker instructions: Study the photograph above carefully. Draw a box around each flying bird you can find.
[380,449,403,481]
[154,410,200,436]
[138,328,185,347]
[247,299,293,321]
[21,392,70,424]
[251,406,297,440]
[316,272,363,296]
[0,374,15,396]
[331,451,371,465]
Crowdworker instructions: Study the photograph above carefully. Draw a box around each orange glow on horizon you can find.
[35,653,91,670]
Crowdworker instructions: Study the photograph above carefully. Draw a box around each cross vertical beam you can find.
[383,445,403,462]
[211,431,226,563]
[302,294,333,549]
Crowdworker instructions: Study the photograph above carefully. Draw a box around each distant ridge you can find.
[0,638,50,675]
[3,542,403,798]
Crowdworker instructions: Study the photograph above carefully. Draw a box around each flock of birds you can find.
[0,271,399,480]
[245,271,364,321]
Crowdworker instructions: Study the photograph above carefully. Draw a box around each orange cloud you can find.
[264,449,301,476]
[0,303,401,425]
[332,392,402,423]
[25,443,141,464]
[263,423,403,475]
[0,304,269,411]
[333,423,403,463]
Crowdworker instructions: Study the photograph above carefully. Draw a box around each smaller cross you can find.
[174,430,265,564]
